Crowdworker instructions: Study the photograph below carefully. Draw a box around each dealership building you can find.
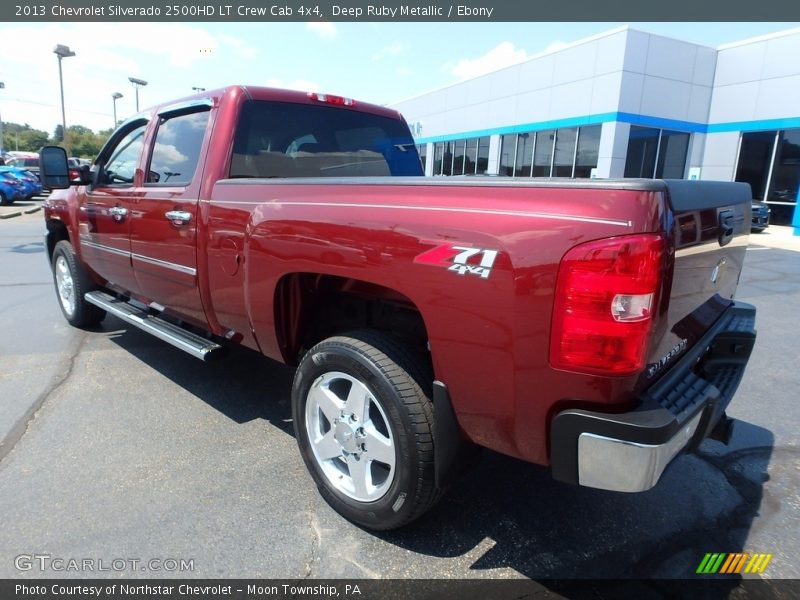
[390,26,800,225]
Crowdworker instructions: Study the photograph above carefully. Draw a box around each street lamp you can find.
[54,44,76,143]
[111,92,123,127]
[128,77,148,112]
[192,86,206,92]
[0,81,5,154]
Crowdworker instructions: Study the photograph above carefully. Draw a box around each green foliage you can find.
[2,122,50,153]
[2,121,112,159]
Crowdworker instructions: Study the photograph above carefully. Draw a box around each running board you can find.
[85,291,224,361]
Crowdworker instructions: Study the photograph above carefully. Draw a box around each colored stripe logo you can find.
[696,552,773,574]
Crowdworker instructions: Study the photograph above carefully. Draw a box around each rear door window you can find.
[230,100,422,179]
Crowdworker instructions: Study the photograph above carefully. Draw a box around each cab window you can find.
[146,110,210,186]
[100,124,147,186]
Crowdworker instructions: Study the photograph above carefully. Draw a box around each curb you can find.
[23,206,42,214]
[0,210,23,220]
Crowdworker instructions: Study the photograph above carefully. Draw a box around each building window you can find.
[768,129,800,225]
[574,125,601,178]
[452,139,466,176]
[625,126,690,179]
[735,131,774,201]
[553,127,578,177]
[499,134,516,176]
[464,138,477,175]
[433,142,444,175]
[417,144,427,173]
[625,127,660,178]
[477,136,490,174]
[514,133,534,177]
[735,128,800,225]
[442,141,453,176]
[532,129,555,177]
[657,130,690,178]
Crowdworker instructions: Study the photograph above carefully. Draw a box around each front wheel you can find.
[0,191,12,206]
[292,330,439,530]
[51,240,106,327]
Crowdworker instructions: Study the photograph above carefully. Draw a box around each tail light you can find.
[549,233,665,376]
[308,92,355,107]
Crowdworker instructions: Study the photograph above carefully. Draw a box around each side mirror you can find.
[39,146,70,190]
[77,164,92,185]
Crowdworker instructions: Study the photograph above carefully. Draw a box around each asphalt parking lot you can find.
[0,209,798,581]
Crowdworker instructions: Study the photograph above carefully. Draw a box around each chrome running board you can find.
[85,291,224,361]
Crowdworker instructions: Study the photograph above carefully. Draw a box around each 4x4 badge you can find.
[414,243,499,279]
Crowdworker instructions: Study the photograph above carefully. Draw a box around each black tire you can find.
[0,191,12,206]
[51,240,106,327]
[292,330,440,530]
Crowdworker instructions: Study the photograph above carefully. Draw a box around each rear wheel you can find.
[292,330,439,530]
[51,240,106,327]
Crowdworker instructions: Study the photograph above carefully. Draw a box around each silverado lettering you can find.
[40,85,757,530]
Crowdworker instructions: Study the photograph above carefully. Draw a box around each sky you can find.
[0,21,798,137]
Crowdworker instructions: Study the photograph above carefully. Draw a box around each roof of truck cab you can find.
[157,85,405,121]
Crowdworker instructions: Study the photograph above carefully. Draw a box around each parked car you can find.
[751,201,770,232]
[40,85,757,530]
[5,154,40,180]
[0,167,43,199]
[0,171,27,205]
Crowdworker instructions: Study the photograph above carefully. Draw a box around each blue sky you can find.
[0,21,797,136]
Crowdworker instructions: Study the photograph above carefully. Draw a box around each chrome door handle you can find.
[108,206,128,222]
[165,210,192,225]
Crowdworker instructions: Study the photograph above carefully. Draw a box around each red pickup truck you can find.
[40,85,757,530]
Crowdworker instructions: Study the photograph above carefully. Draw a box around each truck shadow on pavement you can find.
[384,425,775,581]
[104,316,775,581]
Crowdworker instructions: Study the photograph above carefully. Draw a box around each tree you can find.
[53,124,64,142]
[2,122,50,152]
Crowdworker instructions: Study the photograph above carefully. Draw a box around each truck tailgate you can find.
[646,180,752,381]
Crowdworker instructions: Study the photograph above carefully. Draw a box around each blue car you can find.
[0,167,43,200]
[0,171,27,205]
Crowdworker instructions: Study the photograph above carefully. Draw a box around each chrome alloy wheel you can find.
[54,254,76,317]
[305,371,396,502]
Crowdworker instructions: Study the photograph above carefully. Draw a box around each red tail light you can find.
[308,92,355,107]
[550,234,665,376]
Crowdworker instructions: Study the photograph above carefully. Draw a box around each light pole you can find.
[192,86,205,93]
[128,77,147,112]
[0,81,5,154]
[111,92,123,127]
[53,44,76,144]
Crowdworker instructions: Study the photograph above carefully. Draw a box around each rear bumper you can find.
[550,301,756,492]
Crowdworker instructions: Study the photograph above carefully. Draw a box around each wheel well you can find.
[274,273,430,368]
[46,219,70,262]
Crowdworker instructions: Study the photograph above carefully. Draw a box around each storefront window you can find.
[464,138,477,174]
[533,129,555,177]
[433,142,444,176]
[553,127,578,177]
[452,139,466,176]
[735,131,775,200]
[657,130,690,178]
[442,141,453,176]
[625,126,661,178]
[417,144,427,173]
[767,129,800,225]
[574,125,601,178]
[499,134,516,176]
[477,137,490,174]
[514,133,534,177]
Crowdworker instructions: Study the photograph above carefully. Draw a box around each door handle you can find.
[165,210,192,225]
[108,206,128,222]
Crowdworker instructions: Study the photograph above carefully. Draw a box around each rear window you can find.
[230,100,422,179]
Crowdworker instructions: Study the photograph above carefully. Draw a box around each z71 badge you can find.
[414,243,499,279]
